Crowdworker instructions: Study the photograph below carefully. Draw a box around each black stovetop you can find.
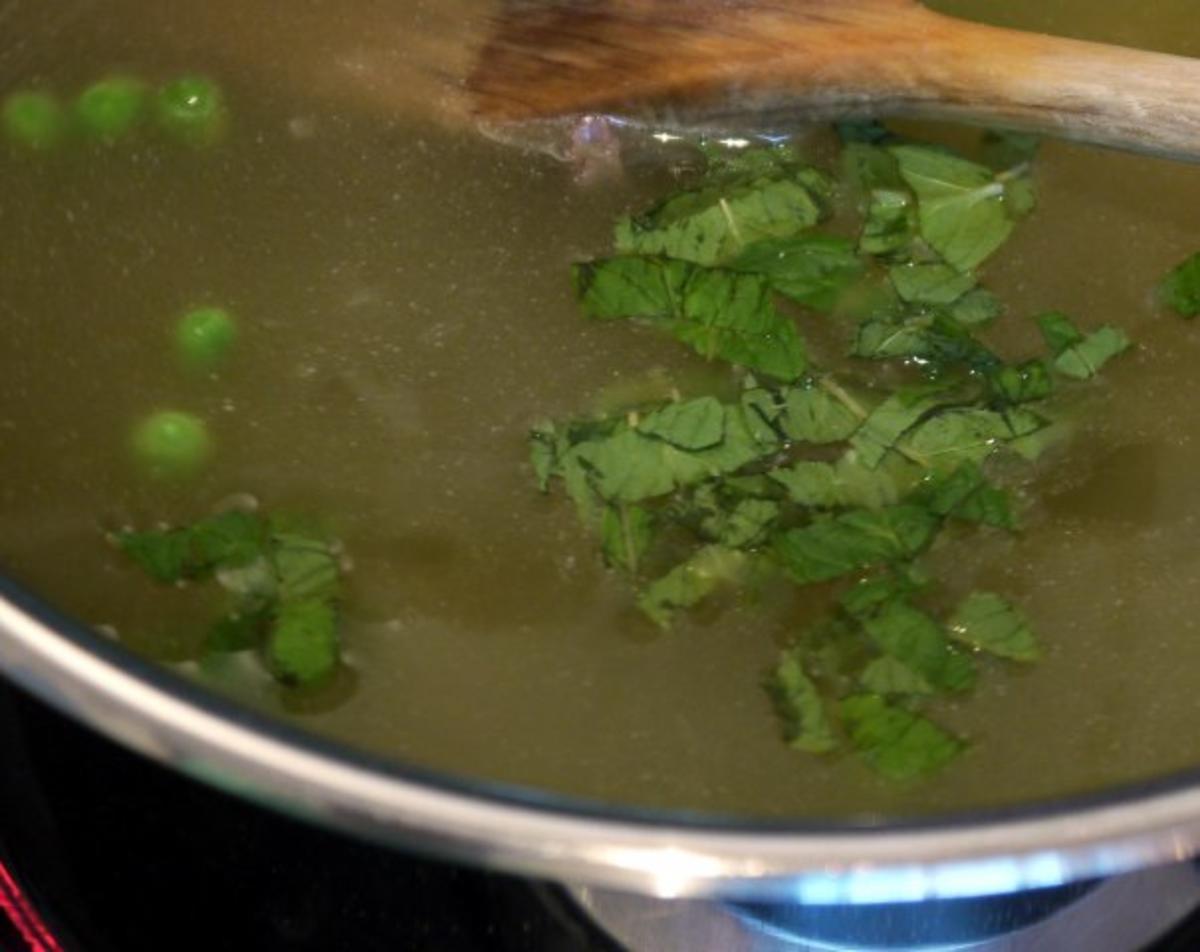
[2,679,1200,952]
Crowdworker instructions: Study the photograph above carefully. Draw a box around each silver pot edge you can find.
[3,588,1199,905]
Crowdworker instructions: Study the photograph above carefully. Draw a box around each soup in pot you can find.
[2,0,1200,818]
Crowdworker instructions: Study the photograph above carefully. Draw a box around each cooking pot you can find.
[6,575,1200,908]
[4,0,1200,922]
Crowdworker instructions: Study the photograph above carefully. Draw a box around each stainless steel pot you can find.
[5,575,1200,907]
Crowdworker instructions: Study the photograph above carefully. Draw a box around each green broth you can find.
[3,0,1200,817]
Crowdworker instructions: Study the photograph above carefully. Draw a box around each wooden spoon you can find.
[469,0,1200,159]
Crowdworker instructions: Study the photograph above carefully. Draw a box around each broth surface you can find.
[3,0,1200,817]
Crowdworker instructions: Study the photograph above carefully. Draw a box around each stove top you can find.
[2,680,1200,952]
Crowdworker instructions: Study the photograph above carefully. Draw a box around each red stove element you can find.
[0,859,63,952]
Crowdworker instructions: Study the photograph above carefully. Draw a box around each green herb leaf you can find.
[768,650,840,753]
[601,504,655,573]
[769,456,915,511]
[266,597,339,686]
[840,693,965,779]
[637,545,748,627]
[773,505,939,584]
[1052,326,1131,380]
[859,656,934,697]
[947,287,1003,327]
[271,529,340,603]
[900,407,1045,468]
[1159,252,1200,317]
[730,234,865,312]
[1035,310,1084,355]
[115,510,264,584]
[573,255,690,321]
[861,189,917,257]
[637,396,725,450]
[948,592,1039,661]
[990,359,1054,404]
[840,570,927,620]
[917,462,1017,529]
[859,600,976,693]
[615,176,824,267]
[778,382,864,444]
[889,144,1015,272]
[850,389,947,468]
[674,268,808,379]
[700,497,781,548]
[889,263,977,305]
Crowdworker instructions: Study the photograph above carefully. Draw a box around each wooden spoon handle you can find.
[472,0,1200,160]
[878,6,1200,159]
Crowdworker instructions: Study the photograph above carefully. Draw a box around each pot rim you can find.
[3,574,1199,904]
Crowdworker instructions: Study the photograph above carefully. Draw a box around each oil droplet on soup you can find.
[3,0,1200,817]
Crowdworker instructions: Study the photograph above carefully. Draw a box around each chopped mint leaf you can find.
[601,504,654,573]
[850,389,947,468]
[901,407,1045,468]
[674,268,807,379]
[575,258,808,380]
[615,176,824,267]
[637,396,725,450]
[854,310,1000,373]
[778,382,863,444]
[773,505,939,584]
[700,497,780,548]
[115,510,345,687]
[730,234,864,312]
[889,263,977,305]
[948,592,1039,662]
[917,462,1017,529]
[947,288,1003,327]
[530,422,561,491]
[1052,326,1131,380]
[267,597,339,686]
[840,694,965,779]
[637,545,748,627]
[769,456,914,511]
[116,526,197,584]
[1159,252,1200,317]
[860,656,934,697]
[271,529,340,603]
[840,570,926,619]
[768,650,840,753]
[860,188,917,258]
[1035,311,1084,355]
[889,144,1015,272]
[115,510,264,584]
[573,255,689,321]
[859,600,976,693]
[990,359,1054,404]
[699,141,809,181]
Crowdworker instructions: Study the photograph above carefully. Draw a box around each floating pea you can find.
[156,75,226,147]
[131,410,212,478]
[176,306,237,370]
[75,76,147,142]
[2,90,66,150]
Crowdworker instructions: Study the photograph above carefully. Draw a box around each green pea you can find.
[131,410,212,477]
[75,76,147,142]
[2,90,66,150]
[156,75,226,146]
[176,307,237,370]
